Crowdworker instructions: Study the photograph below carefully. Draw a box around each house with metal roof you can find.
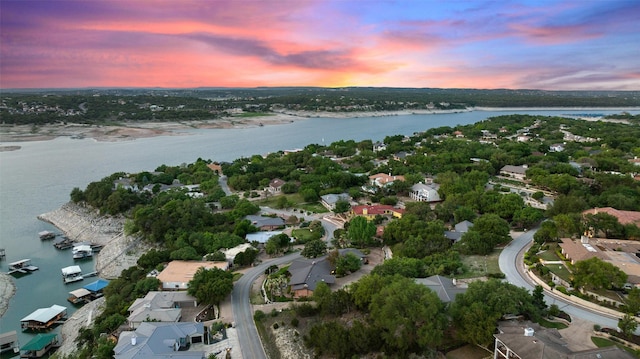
[244,215,285,230]
[156,261,229,290]
[20,304,67,331]
[127,291,198,329]
[414,275,467,303]
[114,322,205,359]
[410,182,441,203]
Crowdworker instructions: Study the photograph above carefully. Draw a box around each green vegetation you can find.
[57,109,640,358]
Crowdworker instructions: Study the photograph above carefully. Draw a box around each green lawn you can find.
[256,194,328,214]
[591,336,639,356]
[546,263,573,282]
[459,250,502,278]
[291,228,319,243]
[538,247,562,261]
[538,318,568,329]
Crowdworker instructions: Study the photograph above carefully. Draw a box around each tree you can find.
[301,239,327,258]
[572,257,627,290]
[333,199,351,214]
[451,279,539,345]
[347,216,377,247]
[624,288,640,315]
[335,253,362,276]
[188,267,234,313]
[456,213,511,255]
[618,313,638,338]
[369,277,447,353]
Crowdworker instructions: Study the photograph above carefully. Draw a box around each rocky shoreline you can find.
[37,202,152,279]
[0,273,16,318]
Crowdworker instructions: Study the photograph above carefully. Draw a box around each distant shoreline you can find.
[1,107,637,146]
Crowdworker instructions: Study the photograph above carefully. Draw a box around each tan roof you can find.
[157,261,228,283]
[583,207,640,226]
[559,238,607,262]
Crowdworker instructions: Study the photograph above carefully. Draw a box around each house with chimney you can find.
[114,322,206,359]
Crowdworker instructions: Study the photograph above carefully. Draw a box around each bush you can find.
[487,272,506,279]
[291,317,299,327]
[254,310,266,322]
[273,323,279,330]
[594,324,602,331]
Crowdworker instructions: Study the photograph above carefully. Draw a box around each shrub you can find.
[273,323,279,330]
[291,317,299,327]
[254,310,266,322]
[594,324,601,331]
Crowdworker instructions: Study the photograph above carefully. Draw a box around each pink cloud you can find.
[509,23,602,45]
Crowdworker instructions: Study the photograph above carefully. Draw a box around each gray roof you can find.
[454,220,474,233]
[114,322,205,359]
[444,231,464,242]
[244,215,285,228]
[20,304,67,324]
[500,165,527,175]
[320,193,350,206]
[289,249,364,291]
[129,292,196,314]
[414,275,467,303]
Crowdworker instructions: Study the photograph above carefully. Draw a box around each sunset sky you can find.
[1,0,639,90]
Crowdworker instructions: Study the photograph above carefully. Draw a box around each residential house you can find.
[156,261,229,291]
[246,231,283,244]
[444,220,474,243]
[549,143,565,152]
[414,275,467,303]
[221,243,256,264]
[127,291,197,329]
[516,135,530,142]
[629,157,640,167]
[267,178,286,193]
[494,320,634,359]
[369,173,405,188]
[582,207,640,228]
[206,162,223,175]
[559,236,640,285]
[114,322,205,359]
[288,249,365,298]
[244,215,285,231]
[393,151,411,162]
[500,165,528,181]
[372,141,387,152]
[113,177,138,192]
[409,183,441,203]
[320,193,350,211]
[351,205,404,220]
[453,130,464,138]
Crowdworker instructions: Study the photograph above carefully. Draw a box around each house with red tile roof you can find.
[351,204,404,220]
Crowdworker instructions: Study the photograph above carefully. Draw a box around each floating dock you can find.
[8,259,38,275]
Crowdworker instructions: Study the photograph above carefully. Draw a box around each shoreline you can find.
[0,272,16,318]
[2,107,637,147]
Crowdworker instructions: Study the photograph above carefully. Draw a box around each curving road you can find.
[232,252,301,359]
[500,227,623,329]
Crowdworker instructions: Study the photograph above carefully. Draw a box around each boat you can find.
[53,237,74,250]
[72,244,93,260]
[61,265,83,284]
[20,304,67,331]
[0,330,19,354]
[8,259,38,275]
[19,333,60,358]
[38,231,56,240]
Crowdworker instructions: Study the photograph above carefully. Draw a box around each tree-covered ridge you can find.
[2,87,639,125]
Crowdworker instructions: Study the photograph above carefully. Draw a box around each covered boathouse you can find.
[20,333,60,358]
[20,305,67,331]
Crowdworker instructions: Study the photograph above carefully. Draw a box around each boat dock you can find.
[0,330,19,354]
[20,304,67,331]
[38,231,56,240]
[8,259,39,275]
[0,248,5,260]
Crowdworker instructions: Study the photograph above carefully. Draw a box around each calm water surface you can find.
[0,109,636,353]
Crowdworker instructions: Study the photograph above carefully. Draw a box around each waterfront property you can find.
[83,278,109,299]
[20,305,67,331]
[126,291,198,329]
[8,259,38,275]
[61,265,83,284]
[19,333,60,358]
[156,261,229,290]
[0,330,19,354]
[114,322,205,359]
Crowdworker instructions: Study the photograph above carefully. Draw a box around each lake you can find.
[0,109,636,354]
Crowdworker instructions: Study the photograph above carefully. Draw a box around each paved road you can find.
[232,252,301,359]
[500,228,623,329]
